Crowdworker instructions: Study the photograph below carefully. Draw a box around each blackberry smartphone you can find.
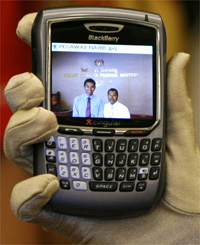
[32,6,166,218]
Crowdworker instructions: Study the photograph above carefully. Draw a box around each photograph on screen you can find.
[51,43,153,121]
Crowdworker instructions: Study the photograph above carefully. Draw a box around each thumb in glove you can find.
[164,53,200,214]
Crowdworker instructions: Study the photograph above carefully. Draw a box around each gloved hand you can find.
[4,13,200,244]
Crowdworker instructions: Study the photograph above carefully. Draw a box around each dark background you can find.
[1,1,199,244]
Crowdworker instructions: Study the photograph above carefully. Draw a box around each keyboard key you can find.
[127,168,137,180]
[60,179,70,189]
[116,139,127,152]
[70,166,80,179]
[136,182,146,191]
[152,138,162,151]
[138,168,148,180]
[46,164,57,176]
[149,167,160,180]
[69,152,79,165]
[81,153,91,166]
[128,139,138,152]
[105,168,115,181]
[116,168,126,181]
[57,136,67,150]
[93,167,103,180]
[140,139,150,152]
[73,181,87,190]
[120,182,134,192]
[151,153,161,165]
[139,153,150,166]
[116,154,126,166]
[81,138,91,151]
[58,151,68,164]
[127,154,138,166]
[58,165,69,178]
[92,153,103,166]
[45,136,55,148]
[93,139,103,152]
[81,167,92,180]
[105,139,115,152]
[105,154,115,166]
[89,182,118,191]
[45,149,56,162]
[69,137,79,151]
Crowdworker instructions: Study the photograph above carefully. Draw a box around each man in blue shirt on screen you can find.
[72,78,104,118]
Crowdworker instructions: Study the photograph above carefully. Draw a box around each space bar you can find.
[89,182,118,191]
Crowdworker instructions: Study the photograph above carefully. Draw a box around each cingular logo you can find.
[86,119,121,127]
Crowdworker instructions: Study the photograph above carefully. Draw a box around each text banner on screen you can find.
[52,43,153,54]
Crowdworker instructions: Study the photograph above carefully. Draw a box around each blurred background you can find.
[1,0,199,244]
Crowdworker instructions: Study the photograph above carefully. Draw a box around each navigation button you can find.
[93,129,115,136]
[124,130,150,136]
[58,127,83,135]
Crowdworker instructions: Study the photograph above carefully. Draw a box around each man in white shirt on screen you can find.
[104,88,131,119]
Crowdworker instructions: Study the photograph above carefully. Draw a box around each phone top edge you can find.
[35,6,164,27]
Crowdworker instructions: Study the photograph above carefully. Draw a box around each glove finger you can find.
[10,174,59,221]
[10,174,99,244]
[4,107,58,174]
[167,53,194,139]
[4,72,44,113]
[164,52,200,214]
[16,13,37,46]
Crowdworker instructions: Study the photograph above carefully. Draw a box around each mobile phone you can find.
[32,6,166,218]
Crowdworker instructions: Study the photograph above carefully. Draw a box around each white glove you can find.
[3,13,200,244]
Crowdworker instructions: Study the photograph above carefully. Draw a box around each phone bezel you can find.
[46,16,162,135]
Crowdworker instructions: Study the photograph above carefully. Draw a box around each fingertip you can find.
[167,52,191,103]
[10,174,59,221]
[167,52,190,71]
[5,72,33,91]
[4,72,44,112]
[16,13,37,45]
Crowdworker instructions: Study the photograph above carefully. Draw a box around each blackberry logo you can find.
[88,35,119,43]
